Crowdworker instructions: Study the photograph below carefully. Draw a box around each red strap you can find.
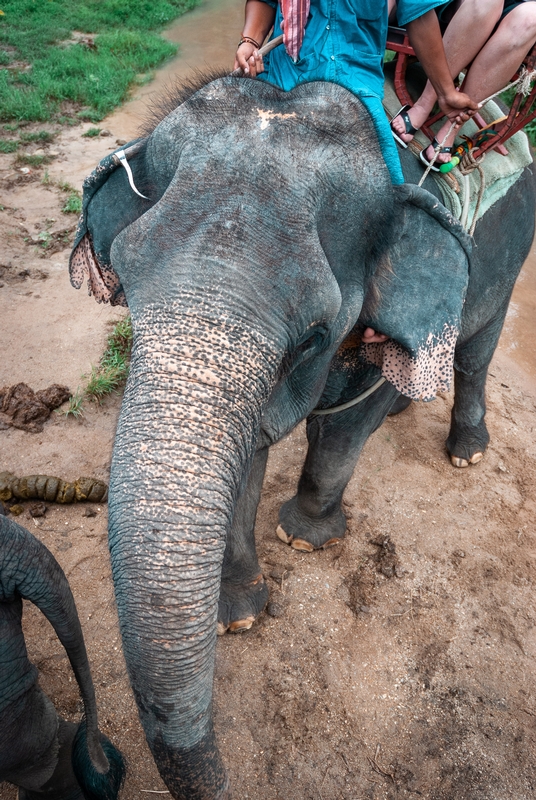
[280,0,310,61]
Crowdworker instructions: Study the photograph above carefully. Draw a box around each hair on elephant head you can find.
[0,513,125,799]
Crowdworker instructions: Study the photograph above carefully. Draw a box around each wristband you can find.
[238,36,261,49]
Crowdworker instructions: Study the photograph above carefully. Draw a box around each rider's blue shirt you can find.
[257,0,447,183]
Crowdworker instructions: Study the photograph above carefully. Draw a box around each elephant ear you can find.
[69,139,152,307]
[360,183,472,401]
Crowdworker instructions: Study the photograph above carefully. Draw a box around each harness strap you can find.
[311,377,387,416]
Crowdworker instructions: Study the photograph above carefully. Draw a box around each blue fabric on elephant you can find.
[69,139,144,307]
[359,183,472,401]
[257,0,448,184]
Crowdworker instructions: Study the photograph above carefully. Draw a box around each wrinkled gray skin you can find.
[78,76,534,799]
[278,142,536,548]
[0,513,125,799]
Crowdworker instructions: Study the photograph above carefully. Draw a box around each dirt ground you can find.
[2,11,536,798]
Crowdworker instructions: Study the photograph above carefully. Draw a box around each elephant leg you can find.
[447,306,508,467]
[17,721,83,800]
[217,446,269,635]
[278,378,400,550]
[1,686,82,800]
[446,365,490,467]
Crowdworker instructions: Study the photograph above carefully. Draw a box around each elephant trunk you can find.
[108,307,279,800]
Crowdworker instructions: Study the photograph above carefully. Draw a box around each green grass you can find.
[66,317,133,415]
[62,389,85,418]
[62,192,82,214]
[0,139,19,152]
[82,127,101,138]
[16,152,52,167]
[0,0,198,123]
[19,129,55,143]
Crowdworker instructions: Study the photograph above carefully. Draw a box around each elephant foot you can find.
[446,421,489,469]
[217,573,268,635]
[450,451,484,468]
[388,394,412,416]
[276,496,346,551]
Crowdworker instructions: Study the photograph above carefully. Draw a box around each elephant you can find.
[69,73,534,799]
[0,512,125,799]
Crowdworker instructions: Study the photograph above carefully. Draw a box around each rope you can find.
[310,377,386,416]
[417,121,457,187]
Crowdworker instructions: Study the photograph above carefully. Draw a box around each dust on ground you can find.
[1,35,536,800]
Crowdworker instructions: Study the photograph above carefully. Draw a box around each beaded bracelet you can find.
[238,36,261,49]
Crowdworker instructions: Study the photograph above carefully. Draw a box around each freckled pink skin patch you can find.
[70,232,126,307]
[361,323,459,401]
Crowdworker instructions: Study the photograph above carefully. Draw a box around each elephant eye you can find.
[297,332,322,355]
[280,327,327,377]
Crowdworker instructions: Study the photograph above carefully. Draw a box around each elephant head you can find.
[0,513,125,799]
[70,76,470,799]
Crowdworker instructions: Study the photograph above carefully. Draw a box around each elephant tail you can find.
[72,719,125,800]
[0,514,125,799]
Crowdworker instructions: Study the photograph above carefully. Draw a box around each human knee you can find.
[503,3,536,42]
[458,0,503,24]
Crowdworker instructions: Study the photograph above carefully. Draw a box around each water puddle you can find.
[105,0,244,140]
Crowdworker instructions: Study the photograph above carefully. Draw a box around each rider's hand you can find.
[437,90,480,127]
[234,42,264,77]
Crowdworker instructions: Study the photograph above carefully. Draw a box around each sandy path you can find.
[1,4,536,798]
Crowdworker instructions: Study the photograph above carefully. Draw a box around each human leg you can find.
[391,0,503,153]
[420,1,536,163]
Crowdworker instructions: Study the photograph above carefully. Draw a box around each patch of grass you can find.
[76,109,104,123]
[84,365,123,403]
[67,317,134,411]
[84,317,133,404]
[61,389,85,418]
[61,318,132,417]
[82,126,101,137]
[56,180,76,192]
[19,129,54,143]
[62,191,82,214]
[16,152,51,167]
[0,0,198,123]
[0,138,19,152]
[56,115,78,126]
[35,230,53,248]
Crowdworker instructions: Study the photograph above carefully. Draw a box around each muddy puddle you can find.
[105,0,244,140]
